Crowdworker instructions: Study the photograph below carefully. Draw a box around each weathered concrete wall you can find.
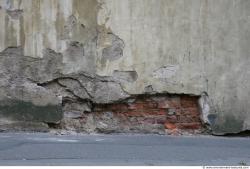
[96,0,250,135]
[0,0,249,135]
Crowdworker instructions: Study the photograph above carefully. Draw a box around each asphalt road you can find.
[0,133,249,166]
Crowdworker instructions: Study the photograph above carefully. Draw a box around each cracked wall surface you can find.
[0,0,250,135]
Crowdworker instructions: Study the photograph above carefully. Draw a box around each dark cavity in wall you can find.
[0,99,62,123]
[222,130,250,137]
[60,93,204,135]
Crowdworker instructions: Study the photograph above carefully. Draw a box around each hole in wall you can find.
[90,93,204,134]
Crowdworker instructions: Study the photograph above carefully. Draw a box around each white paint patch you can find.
[198,93,211,124]
[152,65,179,79]
[28,137,79,143]
[56,139,79,143]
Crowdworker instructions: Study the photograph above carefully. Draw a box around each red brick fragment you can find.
[91,94,203,133]
[176,122,201,129]
[158,98,181,109]
[128,103,144,110]
[180,96,198,108]
[144,102,158,109]
[158,100,170,108]
[164,122,177,129]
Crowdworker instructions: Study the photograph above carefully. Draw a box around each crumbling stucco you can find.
[95,0,250,135]
[0,0,249,135]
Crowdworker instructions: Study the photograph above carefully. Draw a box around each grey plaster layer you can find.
[0,45,130,129]
[0,47,62,125]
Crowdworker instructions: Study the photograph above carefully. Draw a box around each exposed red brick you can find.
[158,100,170,108]
[128,103,144,110]
[144,102,158,109]
[164,122,177,129]
[180,108,199,116]
[176,122,201,129]
[158,101,169,109]
[124,110,166,117]
[166,115,177,123]
[149,109,167,116]
[180,96,199,108]
[91,94,203,134]
[158,98,181,109]
[156,118,166,124]
[110,104,128,112]
[169,97,181,108]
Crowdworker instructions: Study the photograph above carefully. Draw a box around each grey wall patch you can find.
[112,70,138,83]
[93,81,129,103]
[211,114,244,135]
[62,40,96,74]
[57,78,91,100]
[152,65,179,80]
[63,15,77,40]
[144,85,155,94]
[63,41,84,61]
[102,33,125,62]
[6,9,23,20]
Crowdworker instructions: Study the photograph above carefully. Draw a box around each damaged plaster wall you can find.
[0,0,249,134]
[96,0,250,135]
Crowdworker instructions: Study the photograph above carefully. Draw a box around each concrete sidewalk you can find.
[0,133,249,166]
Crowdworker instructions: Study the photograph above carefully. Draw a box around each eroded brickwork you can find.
[92,94,203,134]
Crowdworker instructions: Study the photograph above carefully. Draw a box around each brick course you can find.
[92,94,203,134]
